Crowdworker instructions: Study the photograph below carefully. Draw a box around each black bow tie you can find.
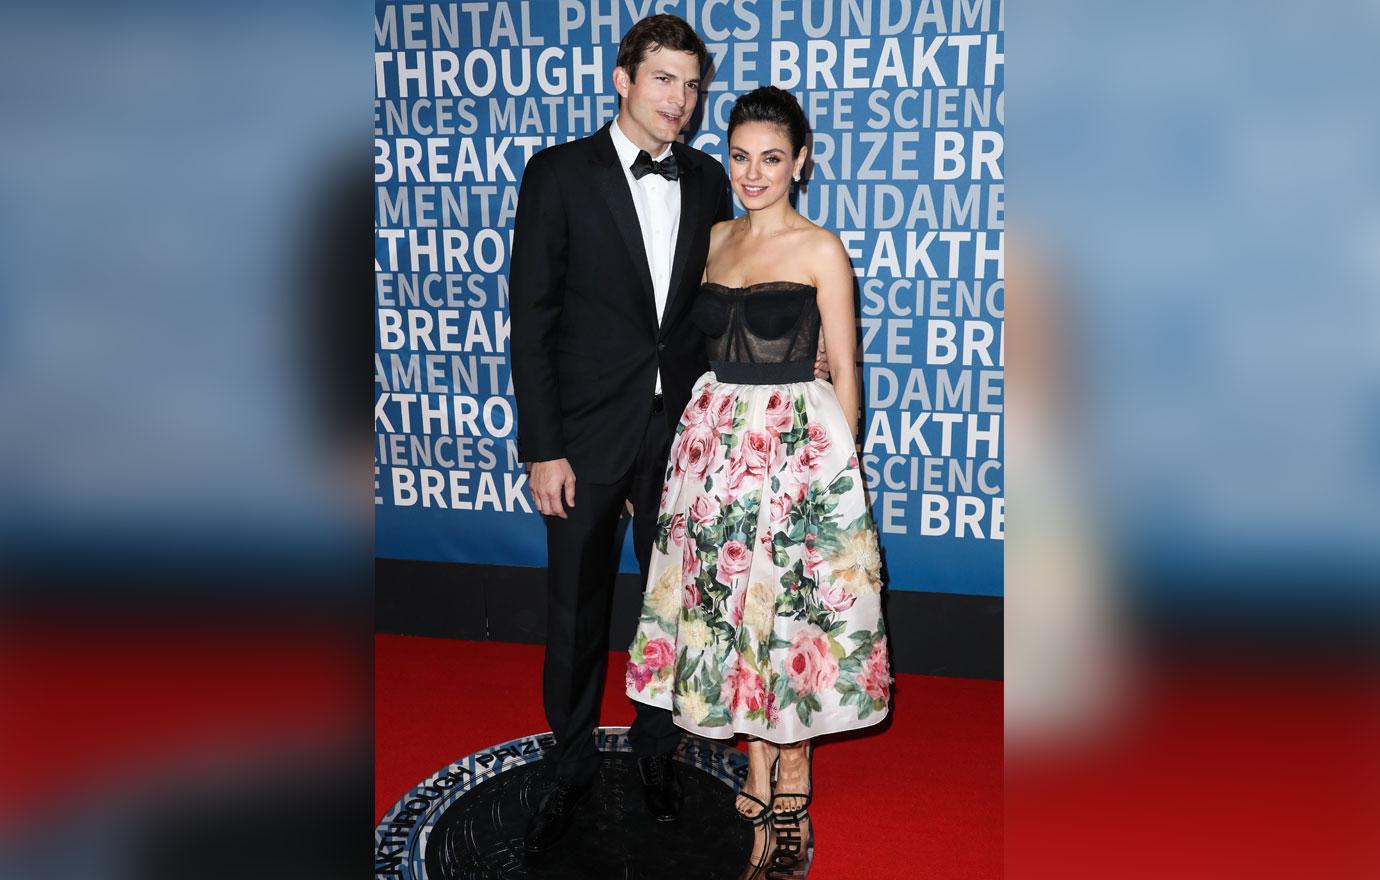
[630,150,680,181]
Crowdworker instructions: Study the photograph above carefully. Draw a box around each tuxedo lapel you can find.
[661,141,702,332]
[590,126,657,327]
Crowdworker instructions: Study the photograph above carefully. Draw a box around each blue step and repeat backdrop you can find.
[375,0,1004,598]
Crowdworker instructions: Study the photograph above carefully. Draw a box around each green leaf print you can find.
[704,522,724,547]
[826,634,847,660]
[828,475,854,496]
[802,604,829,630]
[680,651,700,682]
[844,512,873,532]
[747,642,767,670]
[779,589,806,618]
[712,618,735,643]
[813,521,847,555]
[795,700,814,726]
[772,541,790,569]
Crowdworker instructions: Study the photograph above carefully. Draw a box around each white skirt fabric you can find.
[626,371,891,743]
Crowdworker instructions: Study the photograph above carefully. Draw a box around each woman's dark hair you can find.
[616,14,709,80]
[727,86,809,157]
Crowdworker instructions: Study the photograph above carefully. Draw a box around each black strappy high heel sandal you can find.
[770,740,813,822]
[738,736,778,871]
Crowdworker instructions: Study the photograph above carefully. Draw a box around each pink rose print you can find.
[803,540,827,578]
[781,467,809,503]
[688,495,720,525]
[720,658,766,715]
[717,537,750,584]
[659,483,669,512]
[682,535,701,578]
[791,444,821,483]
[806,421,831,455]
[669,513,686,546]
[786,627,839,696]
[769,494,793,525]
[817,578,855,612]
[683,579,701,610]
[729,588,747,627]
[741,429,781,475]
[764,388,794,434]
[723,448,750,497]
[643,637,675,671]
[860,639,890,702]
[765,691,780,725]
[718,540,751,582]
[627,662,653,693]
[708,392,736,434]
[681,425,724,480]
[687,390,713,426]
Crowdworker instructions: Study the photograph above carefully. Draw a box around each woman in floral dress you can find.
[626,86,890,851]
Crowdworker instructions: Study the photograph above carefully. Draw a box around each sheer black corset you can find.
[692,281,820,384]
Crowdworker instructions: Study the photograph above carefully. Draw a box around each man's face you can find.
[613,46,701,152]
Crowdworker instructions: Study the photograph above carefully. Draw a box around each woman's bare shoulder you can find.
[794,223,849,273]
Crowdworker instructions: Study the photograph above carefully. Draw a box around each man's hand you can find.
[813,333,831,380]
[530,458,577,518]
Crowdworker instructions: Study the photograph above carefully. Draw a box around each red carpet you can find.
[376,634,1002,879]
[1,617,363,831]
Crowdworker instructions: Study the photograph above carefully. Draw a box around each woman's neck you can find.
[741,199,797,236]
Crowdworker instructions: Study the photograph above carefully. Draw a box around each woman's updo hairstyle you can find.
[727,86,809,158]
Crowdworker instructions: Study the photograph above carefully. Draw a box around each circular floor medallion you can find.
[375,727,813,879]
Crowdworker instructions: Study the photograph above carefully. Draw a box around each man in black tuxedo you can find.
[509,15,731,853]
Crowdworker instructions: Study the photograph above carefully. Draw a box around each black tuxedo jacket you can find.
[510,123,732,483]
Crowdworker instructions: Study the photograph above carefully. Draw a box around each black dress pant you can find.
[541,400,681,785]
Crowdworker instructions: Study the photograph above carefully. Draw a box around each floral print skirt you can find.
[626,371,891,743]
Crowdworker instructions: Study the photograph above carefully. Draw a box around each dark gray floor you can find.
[425,753,770,879]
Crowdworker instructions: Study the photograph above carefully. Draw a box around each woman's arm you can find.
[812,231,861,443]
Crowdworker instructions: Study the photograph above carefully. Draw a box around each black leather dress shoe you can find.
[523,777,591,854]
[637,754,683,822]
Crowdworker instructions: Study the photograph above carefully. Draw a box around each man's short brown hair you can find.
[615,14,708,80]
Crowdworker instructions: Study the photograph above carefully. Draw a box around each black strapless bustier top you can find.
[692,281,820,384]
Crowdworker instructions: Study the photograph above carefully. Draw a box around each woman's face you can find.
[728,121,806,210]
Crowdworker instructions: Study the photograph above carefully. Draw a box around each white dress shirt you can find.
[609,117,681,394]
